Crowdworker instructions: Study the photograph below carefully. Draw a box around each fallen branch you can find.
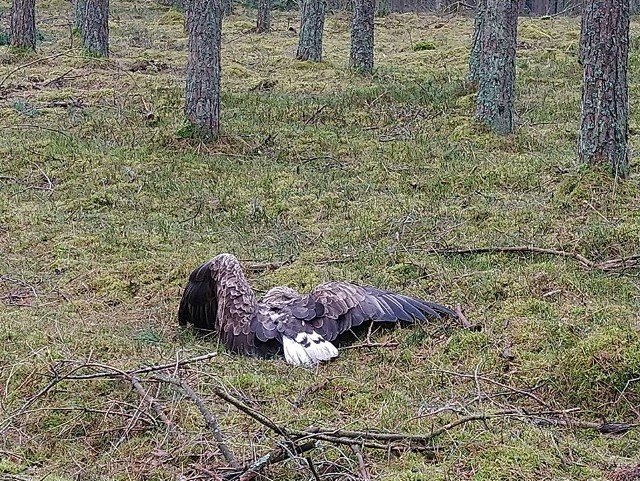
[154,374,239,468]
[430,245,640,271]
[208,384,432,451]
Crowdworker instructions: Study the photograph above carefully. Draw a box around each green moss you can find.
[0,459,26,474]
[413,40,437,51]
[159,8,184,25]
[554,326,640,411]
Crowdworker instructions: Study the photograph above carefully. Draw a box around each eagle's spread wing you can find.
[254,281,455,365]
[178,254,257,355]
[289,282,455,342]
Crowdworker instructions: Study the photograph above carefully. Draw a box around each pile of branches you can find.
[2,352,637,481]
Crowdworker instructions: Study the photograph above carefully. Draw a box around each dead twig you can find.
[455,304,482,331]
[153,374,239,468]
[244,257,295,272]
[430,245,640,271]
[291,380,330,409]
[42,68,75,87]
[306,456,323,481]
[350,445,371,481]
[225,441,318,481]
[431,368,550,408]
[130,376,174,431]
[63,352,219,380]
[0,51,68,88]
[339,341,399,351]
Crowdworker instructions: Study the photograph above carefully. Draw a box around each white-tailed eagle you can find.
[178,253,456,366]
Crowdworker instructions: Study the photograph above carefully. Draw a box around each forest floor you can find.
[1,0,640,479]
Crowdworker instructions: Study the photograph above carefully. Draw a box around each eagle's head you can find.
[261,286,300,308]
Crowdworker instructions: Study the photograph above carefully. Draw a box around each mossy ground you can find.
[1,1,640,479]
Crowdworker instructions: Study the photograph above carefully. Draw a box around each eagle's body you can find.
[178,253,456,366]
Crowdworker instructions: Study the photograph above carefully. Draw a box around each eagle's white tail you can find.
[282,332,339,366]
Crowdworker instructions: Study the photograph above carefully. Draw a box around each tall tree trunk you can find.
[9,0,36,51]
[466,0,486,89]
[349,0,374,73]
[82,0,109,57]
[578,0,630,178]
[72,0,86,34]
[185,0,222,140]
[256,0,271,32]
[475,0,518,134]
[296,0,325,61]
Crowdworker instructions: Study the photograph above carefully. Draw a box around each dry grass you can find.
[1,1,640,479]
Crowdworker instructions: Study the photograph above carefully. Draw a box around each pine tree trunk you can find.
[185,0,223,140]
[475,0,518,134]
[256,0,271,32]
[578,0,630,178]
[349,0,375,73]
[9,0,36,51]
[82,0,109,57]
[466,0,486,89]
[296,0,325,61]
[72,0,86,34]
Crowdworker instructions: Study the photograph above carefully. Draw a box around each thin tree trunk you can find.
[256,0,271,32]
[9,0,36,51]
[578,0,630,178]
[72,0,86,34]
[296,0,325,61]
[375,0,391,16]
[349,0,375,73]
[475,0,518,134]
[223,0,233,16]
[466,0,486,89]
[185,0,223,140]
[82,0,109,57]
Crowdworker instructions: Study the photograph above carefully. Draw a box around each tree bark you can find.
[375,0,391,16]
[578,0,630,178]
[9,0,36,51]
[185,0,223,140]
[72,0,86,34]
[256,0,271,32]
[296,0,325,61]
[466,0,486,89]
[82,0,109,57]
[157,0,185,8]
[349,0,375,73]
[474,0,518,134]
[223,0,233,16]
